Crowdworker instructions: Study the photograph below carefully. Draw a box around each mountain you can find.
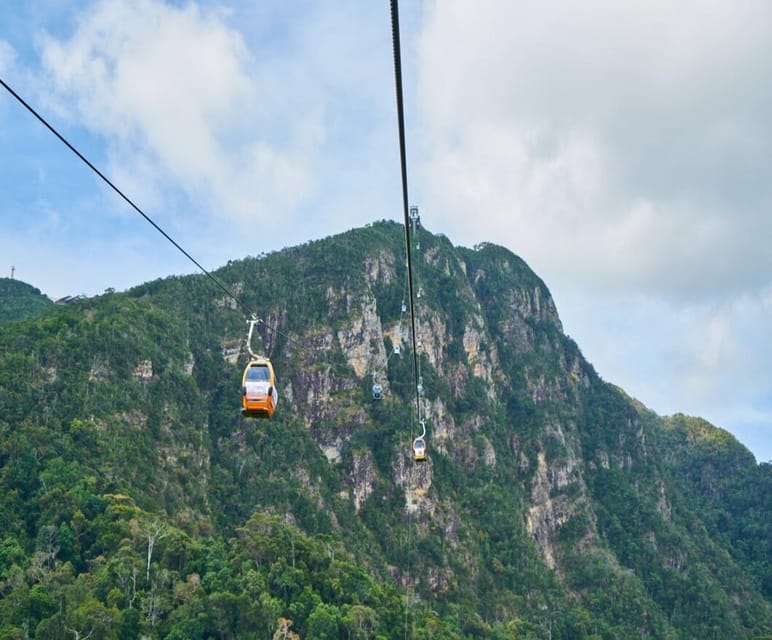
[0,220,769,639]
[0,277,53,323]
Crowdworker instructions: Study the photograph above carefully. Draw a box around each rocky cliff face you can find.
[228,227,627,583]
[209,223,767,636]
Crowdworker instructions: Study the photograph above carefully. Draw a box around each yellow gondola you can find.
[412,436,427,462]
[241,357,277,419]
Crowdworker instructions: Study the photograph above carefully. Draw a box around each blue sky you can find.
[2,0,771,462]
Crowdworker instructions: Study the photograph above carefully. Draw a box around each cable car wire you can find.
[0,76,255,318]
[368,243,410,400]
[389,2,425,636]
[389,0,422,424]
[0,77,376,370]
[1,76,318,364]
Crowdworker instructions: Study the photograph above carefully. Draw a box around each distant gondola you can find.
[241,358,277,419]
[412,437,427,462]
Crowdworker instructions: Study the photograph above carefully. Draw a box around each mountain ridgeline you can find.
[0,220,769,639]
[0,277,53,323]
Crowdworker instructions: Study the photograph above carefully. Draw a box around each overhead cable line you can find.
[0,77,254,318]
[389,0,422,423]
[390,2,424,638]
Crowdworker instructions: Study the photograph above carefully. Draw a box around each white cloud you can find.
[416,0,772,301]
[37,0,319,226]
[31,0,400,252]
[413,1,772,461]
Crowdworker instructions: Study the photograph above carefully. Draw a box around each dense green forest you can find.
[0,221,769,639]
[0,277,53,323]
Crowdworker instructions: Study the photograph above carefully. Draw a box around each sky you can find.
[1,0,770,462]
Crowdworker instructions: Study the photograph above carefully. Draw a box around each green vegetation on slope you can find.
[0,221,769,639]
[0,277,53,323]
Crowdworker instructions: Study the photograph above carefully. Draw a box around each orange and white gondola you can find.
[241,317,277,419]
[241,357,277,418]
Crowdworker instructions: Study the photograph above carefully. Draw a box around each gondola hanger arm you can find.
[246,316,263,359]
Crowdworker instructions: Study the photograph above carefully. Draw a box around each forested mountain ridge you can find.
[0,277,53,323]
[0,220,769,639]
